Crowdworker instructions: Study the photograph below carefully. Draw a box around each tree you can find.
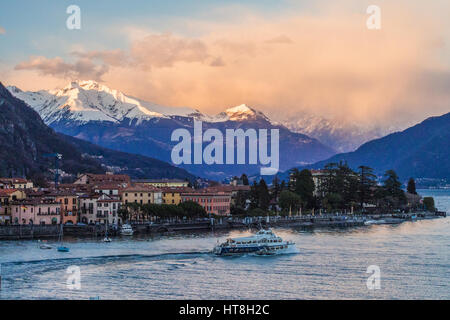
[279,190,302,213]
[293,169,315,209]
[358,166,377,210]
[240,174,249,186]
[249,181,259,209]
[118,208,129,223]
[382,170,407,208]
[407,178,417,195]
[280,180,287,192]
[423,197,435,212]
[230,205,246,216]
[258,179,270,210]
[142,203,161,221]
[247,208,267,217]
[383,170,404,197]
[271,176,281,202]
[126,202,141,221]
[178,201,207,218]
[323,193,343,211]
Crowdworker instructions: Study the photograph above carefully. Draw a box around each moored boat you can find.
[120,224,134,236]
[213,229,295,256]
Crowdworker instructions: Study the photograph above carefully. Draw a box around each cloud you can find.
[71,49,128,67]
[9,0,450,126]
[0,26,5,34]
[14,56,109,81]
[264,35,293,44]
[130,33,211,69]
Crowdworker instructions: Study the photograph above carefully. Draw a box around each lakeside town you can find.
[0,162,446,239]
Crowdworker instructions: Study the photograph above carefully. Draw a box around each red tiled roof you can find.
[160,186,193,193]
[0,189,20,196]
[85,174,130,182]
[0,178,29,184]
[123,184,161,192]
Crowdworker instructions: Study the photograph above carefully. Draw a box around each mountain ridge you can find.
[0,81,196,182]
[305,112,450,180]
[8,81,336,179]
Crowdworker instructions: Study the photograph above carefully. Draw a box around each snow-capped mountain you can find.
[7,81,271,125]
[211,104,271,122]
[279,112,400,152]
[8,80,201,124]
[7,80,336,179]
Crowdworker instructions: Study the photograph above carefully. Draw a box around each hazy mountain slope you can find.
[307,112,450,180]
[280,112,400,153]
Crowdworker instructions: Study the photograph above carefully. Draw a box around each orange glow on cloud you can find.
[5,0,450,126]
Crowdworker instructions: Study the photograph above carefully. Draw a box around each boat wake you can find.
[1,251,211,268]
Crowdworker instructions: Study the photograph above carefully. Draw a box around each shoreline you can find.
[0,211,446,241]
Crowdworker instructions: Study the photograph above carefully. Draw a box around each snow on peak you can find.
[225,104,255,115]
[6,85,22,94]
[8,80,203,125]
[211,104,270,122]
[7,81,273,125]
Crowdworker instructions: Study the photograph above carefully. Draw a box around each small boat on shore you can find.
[213,229,295,256]
[57,246,70,252]
[38,240,52,249]
[120,224,134,236]
[57,224,70,252]
[364,220,386,225]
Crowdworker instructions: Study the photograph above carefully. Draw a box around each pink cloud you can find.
[8,0,450,126]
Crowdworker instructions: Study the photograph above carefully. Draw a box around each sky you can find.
[1,0,450,127]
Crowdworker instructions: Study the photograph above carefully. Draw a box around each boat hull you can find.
[214,243,295,256]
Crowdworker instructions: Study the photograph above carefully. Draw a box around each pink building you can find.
[11,199,61,225]
[181,191,231,216]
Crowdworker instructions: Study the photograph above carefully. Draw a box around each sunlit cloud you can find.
[14,56,109,81]
[7,0,450,127]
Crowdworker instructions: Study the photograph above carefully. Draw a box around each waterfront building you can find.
[10,199,61,225]
[181,190,232,216]
[161,187,193,205]
[133,179,189,188]
[74,173,131,186]
[52,192,79,225]
[0,178,34,190]
[79,194,98,224]
[121,185,163,205]
[95,194,122,225]
[206,185,251,206]
[93,183,125,197]
[0,189,27,224]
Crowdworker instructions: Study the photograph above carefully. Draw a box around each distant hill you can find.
[306,112,450,180]
[0,82,195,182]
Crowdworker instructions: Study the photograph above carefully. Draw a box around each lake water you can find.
[0,189,449,300]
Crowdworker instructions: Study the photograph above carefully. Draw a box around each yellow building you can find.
[0,189,26,224]
[161,187,192,205]
[121,185,163,205]
[0,178,34,189]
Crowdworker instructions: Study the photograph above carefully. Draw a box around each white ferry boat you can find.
[213,229,295,256]
[120,224,134,236]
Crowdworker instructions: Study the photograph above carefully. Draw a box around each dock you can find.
[0,211,446,240]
